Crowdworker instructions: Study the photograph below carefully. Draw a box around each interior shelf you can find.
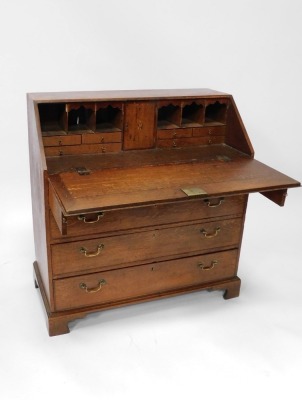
[205,101,227,126]
[181,102,204,127]
[157,104,181,129]
[39,103,66,136]
[96,105,122,132]
[68,105,94,133]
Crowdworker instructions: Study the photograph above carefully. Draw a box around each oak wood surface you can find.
[49,195,246,239]
[44,142,121,157]
[34,261,241,336]
[123,102,156,150]
[28,88,229,102]
[49,156,300,215]
[28,88,300,335]
[54,249,239,311]
[45,144,247,174]
[51,218,243,277]
[28,99,53,306]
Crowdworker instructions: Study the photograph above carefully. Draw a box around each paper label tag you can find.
[181,188,208,196]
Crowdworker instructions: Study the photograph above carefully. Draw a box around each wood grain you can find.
[49,195,247,239]
[51,218,243,276]
[54,249,239,311]
[49,157,300,214]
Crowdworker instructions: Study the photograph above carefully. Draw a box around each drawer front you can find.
[51,218,243,276]
[192,126,226,137]
[50,195,247,239]
[82,132,122,144]
[157,136,224,148]
[157,128,192,139]
[42,135,81,147]
[54,249,238,311]
[44,143,122,156]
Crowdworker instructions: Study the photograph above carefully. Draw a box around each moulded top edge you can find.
[27,88,231,102]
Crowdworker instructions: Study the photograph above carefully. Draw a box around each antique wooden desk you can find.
[27,89,300,336]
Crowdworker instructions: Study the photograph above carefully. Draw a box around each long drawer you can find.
[51,217,243,276]
[50,195,247,239]
[54,249,239,311]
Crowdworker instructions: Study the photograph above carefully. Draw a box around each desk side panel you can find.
[225,96,254,156]
[28,96,53,308]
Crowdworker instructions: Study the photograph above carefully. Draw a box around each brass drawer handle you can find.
[78,212,104,224]
[204,197,224,208]
[198,260,218,270]
[80,243,104,257]
[200,227,221,238]
[79,279,107,293]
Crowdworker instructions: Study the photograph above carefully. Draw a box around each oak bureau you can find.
[27,89,300,336]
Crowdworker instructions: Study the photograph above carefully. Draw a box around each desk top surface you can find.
[48,146,300,215]
[28,88,229,102]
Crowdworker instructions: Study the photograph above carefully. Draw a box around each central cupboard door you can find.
[123,102,156,150]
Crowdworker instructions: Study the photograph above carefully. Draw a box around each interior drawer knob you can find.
[204,198,224,208]
[198,260,218,270]
[79,279,107,293]
[200,227,221,238]
[77,212,104,224]
[80,243,104,257]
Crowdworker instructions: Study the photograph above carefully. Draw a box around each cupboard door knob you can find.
[200,227,221,238]
[204,197,224,208]
[79,279,107,293]
[80,244,104,257]
[198,260,218,270]
[78,212,104,223]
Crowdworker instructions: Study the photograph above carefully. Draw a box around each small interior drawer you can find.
[157,128,192,139]
[53,249,239,311]
[157,136,225,148]
[82,132,122,144]
[44,143,122,157]
[42,135,81,147]
[192,126,226,137]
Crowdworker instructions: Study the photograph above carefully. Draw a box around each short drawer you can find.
[42,135,81,147]
[157,136,224,148]
[82,132,122,144]
[44,143,121,157]
[192,126,226,137]
[51,218,243,276]
[157,128,192,139]
[54,249,239,311]
[50,195,247,238]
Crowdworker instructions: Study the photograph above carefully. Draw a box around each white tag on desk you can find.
[181,188,208,196]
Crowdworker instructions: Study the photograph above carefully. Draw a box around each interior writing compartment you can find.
[205,100,228,126]
[67,103,95,133]
[39,103,67,136]
[95,102,123,133]
[157,101,181,129]
[181,101,204,127]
